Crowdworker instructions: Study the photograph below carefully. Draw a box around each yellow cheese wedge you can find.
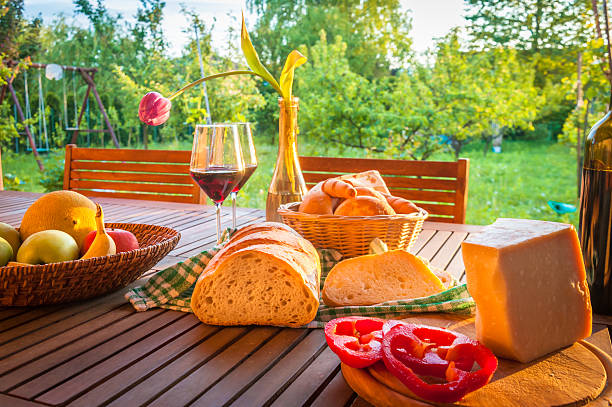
[462,218,592,363]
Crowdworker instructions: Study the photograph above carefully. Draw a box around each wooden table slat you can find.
[0,288,127,350]
[36,313,199,405]
[230,330,327,407]
[188,328,308,407]
[65,324,221,407]
[103,327,248,407]
[147,327,280,407]
[1,307,164,391]
[13,310,186,399]
[416,230,452,261]
[269,346,341,407]
[0,288,131,360]
[309,369,356,407]
[430,231,468,271]
[407,228,435,255]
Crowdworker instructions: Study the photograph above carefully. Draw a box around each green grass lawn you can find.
[1,139,580,226]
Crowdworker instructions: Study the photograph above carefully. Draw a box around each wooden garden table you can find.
[0,190,610,407]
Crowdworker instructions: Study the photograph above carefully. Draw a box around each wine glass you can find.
[230,122,258,229]
[190,124,245,243]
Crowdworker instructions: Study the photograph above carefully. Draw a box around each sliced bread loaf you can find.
[191,243,319,327]
[322,250,445,306]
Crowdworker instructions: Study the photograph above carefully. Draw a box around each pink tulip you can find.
[138,92,171,126]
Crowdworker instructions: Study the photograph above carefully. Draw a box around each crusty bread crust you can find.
[334,196,396,216]
[191,244,319,327]
[229,221,302,242]
[203,228,320,282]
[191,222,320,327]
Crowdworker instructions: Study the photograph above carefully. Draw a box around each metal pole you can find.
[194,23,212,124]
[7,81,44,170]
[70,83,92,144]
[78,69,120,148]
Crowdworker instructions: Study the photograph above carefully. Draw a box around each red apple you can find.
[81,229,140,256]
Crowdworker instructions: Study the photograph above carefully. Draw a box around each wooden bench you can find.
[63,144,204,204]
[299,156,469,223]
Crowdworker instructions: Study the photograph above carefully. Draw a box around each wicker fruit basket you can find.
[0,223,180,306]
[278,202,428,258]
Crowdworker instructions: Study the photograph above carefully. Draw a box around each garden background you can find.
[0,0,607,226]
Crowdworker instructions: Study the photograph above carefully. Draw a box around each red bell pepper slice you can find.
[382,320,474,377]
[324,317,385,368]
[382,322,498,403]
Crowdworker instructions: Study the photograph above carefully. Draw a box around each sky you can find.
[23,0,468,57]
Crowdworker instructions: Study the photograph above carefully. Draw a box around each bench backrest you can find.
[63,144,204,204]
[299,156,469,223]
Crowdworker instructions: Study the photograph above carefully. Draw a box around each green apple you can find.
[17,230,79,265]
[0,237,13,266]
[0,222,20,260]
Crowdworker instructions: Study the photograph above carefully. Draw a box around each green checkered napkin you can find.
[125,230,475,328]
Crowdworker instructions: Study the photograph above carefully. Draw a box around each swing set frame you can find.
[0,61,119,171]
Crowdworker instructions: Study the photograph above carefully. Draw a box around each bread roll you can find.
[322,250,445,306]
[299,182,339,215]
[191,222,320,327]
[322,179,357,199]
[334,196,395,216]
[383,194,420,214]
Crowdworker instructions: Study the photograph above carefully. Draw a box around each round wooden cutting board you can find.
[341,314,612,407]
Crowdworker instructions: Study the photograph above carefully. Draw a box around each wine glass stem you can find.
[231,192,237,229]
[215,202,222,244]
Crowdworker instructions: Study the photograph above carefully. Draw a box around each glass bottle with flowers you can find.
[138,14,307,221]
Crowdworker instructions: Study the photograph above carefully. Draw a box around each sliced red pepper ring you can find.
[382,321,474,377]
[382,323,498,403]
[324,317,385,369]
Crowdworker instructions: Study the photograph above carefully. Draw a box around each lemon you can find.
[19,191,97,250]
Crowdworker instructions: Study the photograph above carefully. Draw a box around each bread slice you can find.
[191,244,319,327]
[322,250,445,306]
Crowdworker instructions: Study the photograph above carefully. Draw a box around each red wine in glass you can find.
[190,167,243,203]
[232,164,258,193]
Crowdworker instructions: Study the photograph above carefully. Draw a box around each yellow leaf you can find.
[241,12,282,95]
[280,50,307,100]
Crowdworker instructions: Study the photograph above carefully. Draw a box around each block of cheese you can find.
[462,218,592,363]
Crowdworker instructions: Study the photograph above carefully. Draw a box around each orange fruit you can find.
[19,191,97,249]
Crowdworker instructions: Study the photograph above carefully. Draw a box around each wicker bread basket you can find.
[278,202,428,258]
[0,223,180,306]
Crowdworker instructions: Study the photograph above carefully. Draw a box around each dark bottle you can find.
[579,110,612,314]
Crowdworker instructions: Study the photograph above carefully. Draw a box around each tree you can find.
[246,0,413,138]
[247,0,412,79]
[296,32,402,155]
[391,31,541,159]
[464,0,600,145]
